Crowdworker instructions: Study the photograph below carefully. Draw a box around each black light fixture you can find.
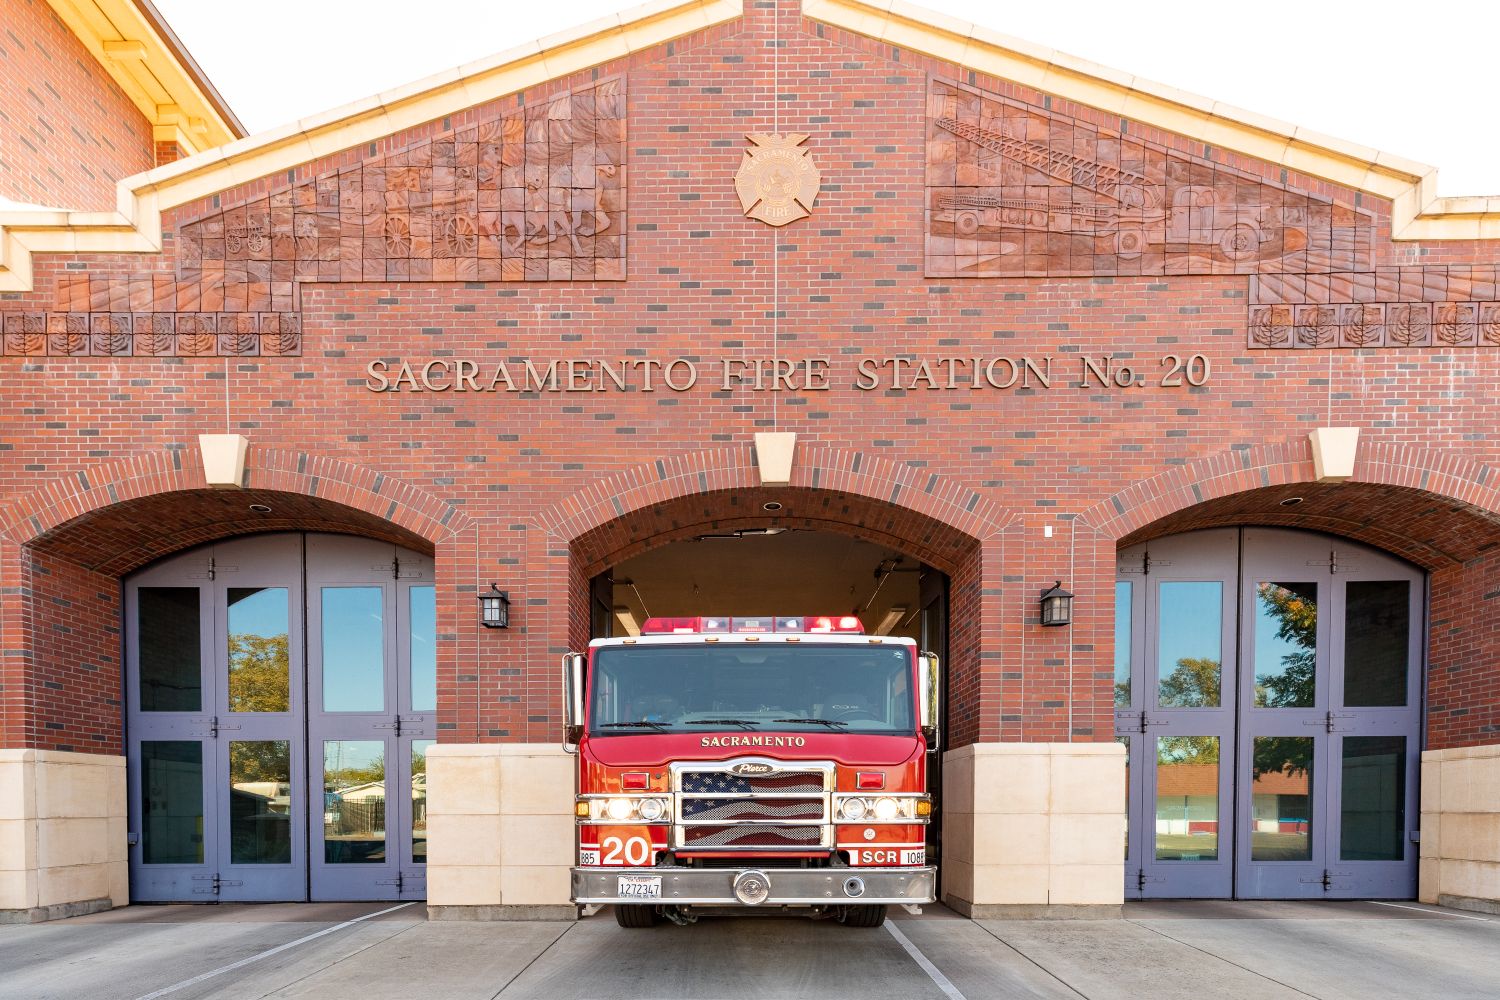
[1039,581,1074,627]
[478,584,510,629]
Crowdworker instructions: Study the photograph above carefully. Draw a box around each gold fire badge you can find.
[734,133,821,227]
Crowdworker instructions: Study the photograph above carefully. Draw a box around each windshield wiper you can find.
[681,718,761,730]
[773,717,849,730]
[600,720,672,732]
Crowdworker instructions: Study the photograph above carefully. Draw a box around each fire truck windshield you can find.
[590,644,916,735]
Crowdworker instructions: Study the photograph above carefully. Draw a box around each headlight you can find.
[834,794,927,823]
[580,796,672,823]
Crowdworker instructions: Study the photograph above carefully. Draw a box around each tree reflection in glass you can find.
[1253,582,1317,709]
[1156,582,1221,707]
[227,588,290,713]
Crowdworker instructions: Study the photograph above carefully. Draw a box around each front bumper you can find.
[572,865,936,906]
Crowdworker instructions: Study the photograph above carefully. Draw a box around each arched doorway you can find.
[126,532,436,902]
[1116,527,1423,899]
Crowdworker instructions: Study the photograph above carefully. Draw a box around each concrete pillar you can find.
[1420,744,1500,914]
[425,743,576,920]
[0,750,127,923]
[942,742,1125,917]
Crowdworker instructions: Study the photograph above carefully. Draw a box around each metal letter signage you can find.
[735,133,821,227]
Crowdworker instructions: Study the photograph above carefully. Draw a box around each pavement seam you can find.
[488,921,577,999]
[238,920,423,999]
[129,902,417,1000]
[883,920,968,1000]
[1123,918,1323,1000]
[967,921,1089,999]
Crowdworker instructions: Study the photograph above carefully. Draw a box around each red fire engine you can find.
[565,614,940,927]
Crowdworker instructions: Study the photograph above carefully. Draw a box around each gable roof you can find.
[3,0,1496,293]
[45,0,245,151]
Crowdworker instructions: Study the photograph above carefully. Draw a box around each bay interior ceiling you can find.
[608,530,924,640]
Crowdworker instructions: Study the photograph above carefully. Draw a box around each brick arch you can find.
[538,446,1010,747]
[1,445,469,575]
[1082,438,1500,569]
[535,444,1012,551]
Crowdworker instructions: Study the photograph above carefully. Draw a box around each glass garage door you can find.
[126,533,434,902]
[1116,527,1422,900]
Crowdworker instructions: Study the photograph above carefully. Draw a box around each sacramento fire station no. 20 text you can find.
[365,354,1211,393]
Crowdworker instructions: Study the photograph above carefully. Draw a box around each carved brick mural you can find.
[925,77,1500,351]
[926,77,1376,279]
[1,78,626,358]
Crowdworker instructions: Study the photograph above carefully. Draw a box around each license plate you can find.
[618,875,662,899]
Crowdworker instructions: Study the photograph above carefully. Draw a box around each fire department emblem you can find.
[734,133,821,227]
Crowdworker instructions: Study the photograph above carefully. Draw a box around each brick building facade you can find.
[2,0,1499,920]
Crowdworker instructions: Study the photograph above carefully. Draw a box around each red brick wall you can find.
[3,2,1500,751]
[0,546,120,752]
[0,0,154,209]
[1430,552,1500,749]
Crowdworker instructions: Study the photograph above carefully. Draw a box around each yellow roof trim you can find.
[0,0,742,291]
[45,0,243,153]
[804,0,1500,241]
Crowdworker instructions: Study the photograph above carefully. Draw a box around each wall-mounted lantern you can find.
[1039,581,1073,627]
[479,584,511,629]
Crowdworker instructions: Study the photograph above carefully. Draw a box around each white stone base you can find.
[1420,744,1500,910]
[0,749,127,922]
[942,742,1125,914]
[425,743,575,918]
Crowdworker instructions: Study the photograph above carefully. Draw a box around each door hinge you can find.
[1304,711,1355,733]
[1120,552,1170,576]
[374,715,414,737]
[375,873,406,891]
[191,873,244,895]
[192,716,241,738]
[1300,870,1352,890]
[1134,868,1165,891]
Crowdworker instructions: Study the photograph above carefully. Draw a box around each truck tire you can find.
[838,904,887,927]
[614,904,660,928]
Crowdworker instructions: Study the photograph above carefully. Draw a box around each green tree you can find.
[227,632,291,783]
[1159,656,1220,708]
[227,632,290,713]
[1253,582,1316,709]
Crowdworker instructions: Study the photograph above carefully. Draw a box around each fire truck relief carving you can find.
[925,77,1500,352]
[926,77,1373,279]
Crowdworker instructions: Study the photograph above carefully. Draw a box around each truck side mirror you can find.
[562,652,585,753]
[918,651,941,751]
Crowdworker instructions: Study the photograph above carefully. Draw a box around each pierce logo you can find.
[729,761,775,776]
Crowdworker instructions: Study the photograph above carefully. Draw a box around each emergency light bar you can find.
[639,615,865,635]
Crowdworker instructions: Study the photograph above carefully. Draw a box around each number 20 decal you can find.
[601,835,651,866]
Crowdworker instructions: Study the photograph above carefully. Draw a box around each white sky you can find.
[154,0,1500,197]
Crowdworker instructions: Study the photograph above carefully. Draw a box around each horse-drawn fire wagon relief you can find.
[925,77,1373,279]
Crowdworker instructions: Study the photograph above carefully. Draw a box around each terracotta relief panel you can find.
[1,78,626,358]
[926,77,1500,352]
[926,77,1375,280]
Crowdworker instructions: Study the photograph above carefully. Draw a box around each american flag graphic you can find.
[680,771,823,795]
[677,767,828,849]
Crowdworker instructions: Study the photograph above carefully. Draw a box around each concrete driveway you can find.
[1,900,1497,1000]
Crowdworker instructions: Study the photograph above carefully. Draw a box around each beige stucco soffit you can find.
[0,0,741,292]
[802,0,1500,241]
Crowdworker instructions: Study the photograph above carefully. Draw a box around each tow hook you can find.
[663,907,698,926]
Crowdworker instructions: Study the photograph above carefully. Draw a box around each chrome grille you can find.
[672,758,834,853]
[683,824,825,848]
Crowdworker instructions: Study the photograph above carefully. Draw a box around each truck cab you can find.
[565,614,940,927]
